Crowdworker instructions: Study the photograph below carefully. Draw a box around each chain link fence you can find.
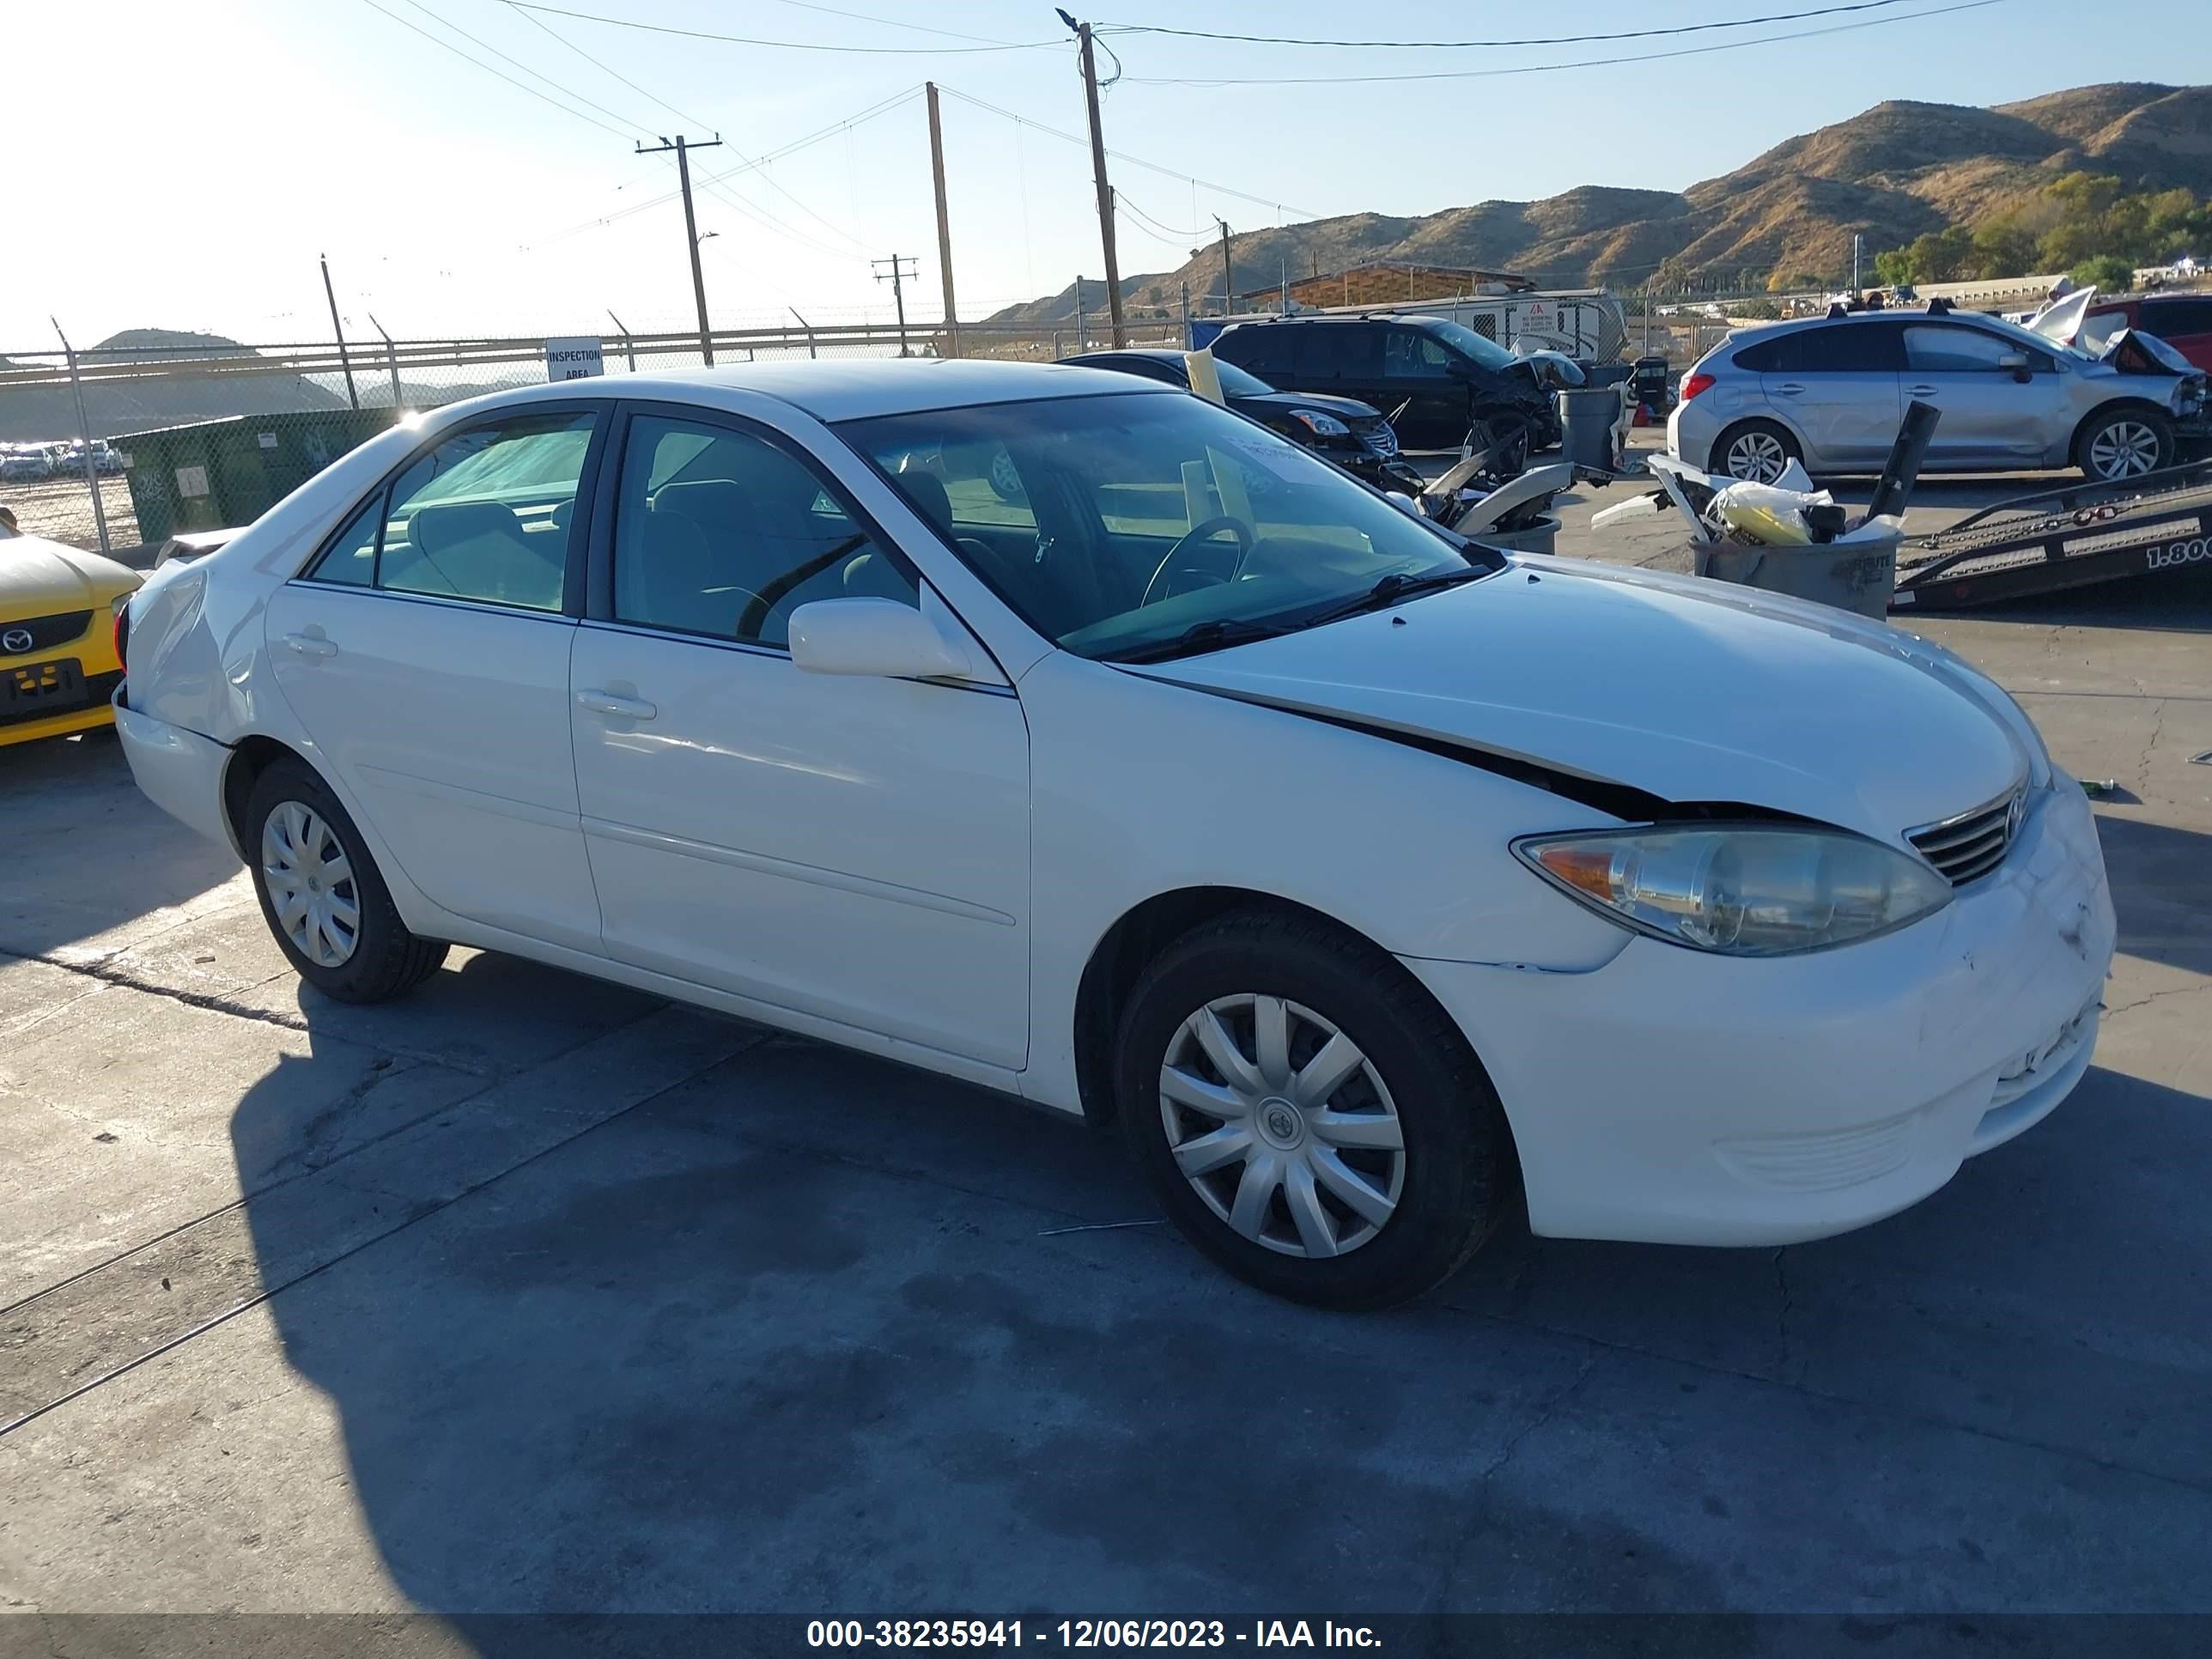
[0,321,1185,557]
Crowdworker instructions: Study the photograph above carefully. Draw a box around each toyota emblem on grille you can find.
[1,628,33,655]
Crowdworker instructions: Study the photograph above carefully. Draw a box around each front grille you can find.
[0,610,92,658]
[1351,417,1399,456]
[1907,784,2025,885]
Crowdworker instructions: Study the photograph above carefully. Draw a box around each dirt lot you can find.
[0,472,139,553]
[1,453,2208,1642]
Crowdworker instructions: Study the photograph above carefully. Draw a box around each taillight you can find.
[112,598,131,676]
[1680,371,1717,402]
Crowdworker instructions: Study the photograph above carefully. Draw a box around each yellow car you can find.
[0,530,142,747]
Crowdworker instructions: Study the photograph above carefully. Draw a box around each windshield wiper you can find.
[1102,616,1290,664]
[1298,566,1489,629]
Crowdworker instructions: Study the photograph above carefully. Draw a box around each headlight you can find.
[1287,410,1351,438]
[1513,825,1953,957]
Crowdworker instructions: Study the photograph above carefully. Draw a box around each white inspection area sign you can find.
[544,337,606,381]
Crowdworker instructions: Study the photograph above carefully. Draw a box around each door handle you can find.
[1773,381,1807,395]
[1908,384,1940,397]
[281,632,337,659]
[575,689,657,720]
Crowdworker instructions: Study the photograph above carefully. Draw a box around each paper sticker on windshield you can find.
[1218,435,1310,483]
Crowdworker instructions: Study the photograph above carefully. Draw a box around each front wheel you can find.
[246,758,448,1003]
[2075,407,2173,482]
[1116,913,1516,1310]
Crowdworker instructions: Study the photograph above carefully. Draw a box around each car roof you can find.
[1068,348,1182,362]
[478,357,1175,423]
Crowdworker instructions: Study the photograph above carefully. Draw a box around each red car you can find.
[2079,293,2212,373]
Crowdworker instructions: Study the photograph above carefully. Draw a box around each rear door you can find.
[1380,325,1468,446]
[1291,325,1384,411]
[1756,322,1904,469]
[263,406,605,952]
[1900,322,2062,467]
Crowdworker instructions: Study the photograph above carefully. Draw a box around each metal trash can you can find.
[1556,386,1621,471]
[1692,523,1903,620]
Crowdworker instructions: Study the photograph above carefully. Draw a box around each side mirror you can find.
[1997,350,2032,381]
[787,598,974,680]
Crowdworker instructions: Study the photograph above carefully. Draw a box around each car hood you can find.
[1124,558,2029,842]
[0,534,140,614]
[1235,390,1383,422]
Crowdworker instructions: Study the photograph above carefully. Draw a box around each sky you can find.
[3,0,2207,350]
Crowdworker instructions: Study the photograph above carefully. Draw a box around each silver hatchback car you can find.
[1670,308,2209,483]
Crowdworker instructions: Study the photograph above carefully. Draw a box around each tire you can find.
[1115,912,1516,1310]
[985,447,1026,503]
[2075,406,2173,483]
[245,758,448,1003]
[1711,419,1801,483]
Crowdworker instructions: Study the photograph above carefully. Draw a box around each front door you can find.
[1382,325,1468,447]
[263,407,605,952]
[568,408,1031,1068]
[1901,322,2063,466]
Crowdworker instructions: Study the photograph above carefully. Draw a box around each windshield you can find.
[1208,357,1277,398]
[1409,316,1519,372]
[840,392,1491,661]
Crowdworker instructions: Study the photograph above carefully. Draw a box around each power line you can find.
[355,0,635,137]
[505,2,1066,54]
[1115,191,1210,242]
[1097,0,1918,49]
[752,0,1027,45]
[501,0,714,131]
[392,0,647,134]
[934,85,1328,221]
[499,0,876,255]
[1124,0,2005,85]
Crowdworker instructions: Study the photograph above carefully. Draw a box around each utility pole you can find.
[1851,233,1863,295]
[873,255,918,356]
[1075,278,1087,350]
[1059,10,1127,347]
[637,134,724,365]
[925,83,960,359]
[1217,218,1235,317]
[319,254,357,410]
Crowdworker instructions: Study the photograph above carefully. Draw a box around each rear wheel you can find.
[2075,406,2172,482]
[1712,419,1800,483]
[246,758,447,1002]
[1115,912,1516,1310]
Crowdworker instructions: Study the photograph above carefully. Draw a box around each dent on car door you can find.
[262,408,605,951]
[1901,324,2058,465]
[1760,323,1904,468]
[567,406,1032,1068]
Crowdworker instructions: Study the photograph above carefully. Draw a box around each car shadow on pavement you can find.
[0,730,241,960]
[2095,814,2212,976]
[226,975,2212,1626]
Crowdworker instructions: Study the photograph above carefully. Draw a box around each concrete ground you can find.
[2,448,2209,1631]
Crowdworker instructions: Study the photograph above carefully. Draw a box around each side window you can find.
[1383,329,1453,379]
[2146,300,2212,337]
[1793,324,1904,373]
[1904,325,2046,373]
[358,412,593,611]
[612,416,918,649]
[1732,336,1787,373]
[307,494,380,586]
[1294,326,1379,382]
[1220,329,1288,380]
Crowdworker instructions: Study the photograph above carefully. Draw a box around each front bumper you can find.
[112,693,240,854]
[1404,778,2115,1247]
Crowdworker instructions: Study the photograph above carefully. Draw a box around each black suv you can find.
[1060,349,1428,495]
[1210,314,1561,457]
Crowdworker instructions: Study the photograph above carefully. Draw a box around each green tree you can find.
[2070,254,2136,293]
[1873,246,1917,286]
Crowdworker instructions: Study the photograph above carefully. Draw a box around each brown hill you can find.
[988,82,2212,323]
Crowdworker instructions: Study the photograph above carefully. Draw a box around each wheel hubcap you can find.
[2089,422,2158,479]
[261,800,360,968]
[1726,431,1789,483]
[1158,994,1405,1260]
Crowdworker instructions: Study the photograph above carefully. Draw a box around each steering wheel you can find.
[1139,515,1255,608]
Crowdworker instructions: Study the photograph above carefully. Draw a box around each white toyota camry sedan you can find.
[114,360,2115,1309]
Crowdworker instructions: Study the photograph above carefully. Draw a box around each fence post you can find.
[1053,329,1063,360]
[368,314,401,409]
[790,308,817,360]
[608,311,637,372]
[50,319,112,556]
